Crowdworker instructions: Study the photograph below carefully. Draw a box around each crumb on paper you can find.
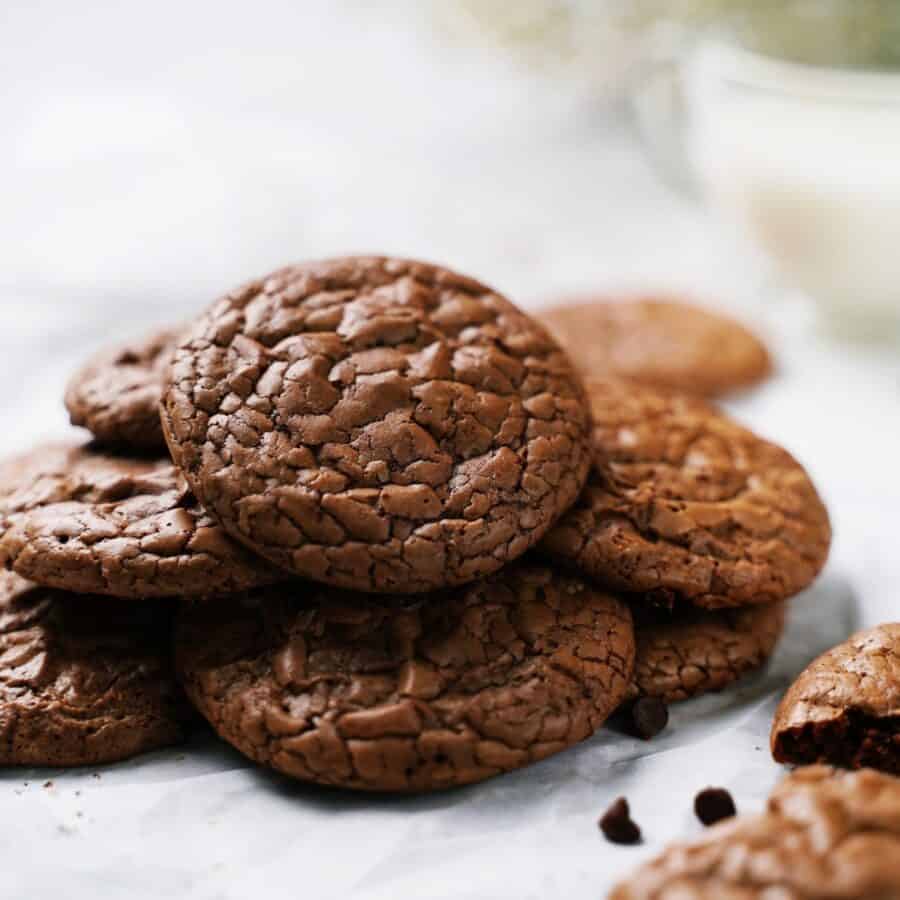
[43,780,53,789]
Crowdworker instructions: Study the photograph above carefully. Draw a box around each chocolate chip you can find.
[599,796,642,844]
[694,787,736,825]
[625,696,669,740]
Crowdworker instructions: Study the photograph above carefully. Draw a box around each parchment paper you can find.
[0,574,855,900]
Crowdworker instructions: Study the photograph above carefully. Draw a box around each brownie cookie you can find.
[772,623,900,773]
[611,765,900,899]
[0,442,282,598]
[538,297,772,397]
[65,327,177,451]
[631,601,786,703]
[161,256,592,593]
[541,378,831,609]
[175,562,634,791]
[0,571,188,765]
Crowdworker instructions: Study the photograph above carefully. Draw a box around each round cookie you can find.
[539,297,772,397]
[631,601,786,703]
[175,562,634,792]
[65,327,178,451]
[0,571,189,766]
[161,256,592,593]
[0,442,283,598]
[540,377,831,609]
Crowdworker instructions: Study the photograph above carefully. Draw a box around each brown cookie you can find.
[611,765,900,899]
[772,623,900,773]
[540,378,831,609]
[0,571,189,766]
[65,327,178,451]
[161,256,592,593]
[631,601,786,703]
[0,442,283,598]
[175,562,634,792]
[538,297,772,397]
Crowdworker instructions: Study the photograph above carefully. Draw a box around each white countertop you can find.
[1,3,898,897]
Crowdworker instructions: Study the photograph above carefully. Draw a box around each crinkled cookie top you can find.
[632,601,785,703]
[541,377,831,609]
[162,257,592,593]
[176,562,634,791]
[0,442,282,598]
[65,326,178,451]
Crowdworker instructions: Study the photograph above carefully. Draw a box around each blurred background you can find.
[2,1,900,619]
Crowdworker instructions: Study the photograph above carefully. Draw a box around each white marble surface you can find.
[2,3,899,898]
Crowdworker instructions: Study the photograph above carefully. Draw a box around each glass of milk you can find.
[633,14,900,342]
[680,40,900,340]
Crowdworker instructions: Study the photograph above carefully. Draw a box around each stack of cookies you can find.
[0,257,831,790]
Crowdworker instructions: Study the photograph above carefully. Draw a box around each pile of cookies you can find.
[0,256,831,790]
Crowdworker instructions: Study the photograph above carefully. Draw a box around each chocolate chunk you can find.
[694,787,736,825]
[538,296,772,397]
[772,623,900,773]
[611,766,900,899]
[599,797,642,845]
[540,377,831,610]
[624,696,669,740]
[161,256,593,594]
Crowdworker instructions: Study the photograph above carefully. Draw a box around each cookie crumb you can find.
[43,780,53,789]
[694,787,736,825]
[599,797,642,845]
[625,697,669,740]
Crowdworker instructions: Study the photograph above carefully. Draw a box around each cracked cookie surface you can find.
[161,256,592,593]
[772,623,900,773]
[0,442,282,598]
[631,601,785,703]
[175,562,634,791]
[0,571,189,765]
[611,765,900,899]
[65,327,178,451]
[541,378,830,609]
[538,297,772,397]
